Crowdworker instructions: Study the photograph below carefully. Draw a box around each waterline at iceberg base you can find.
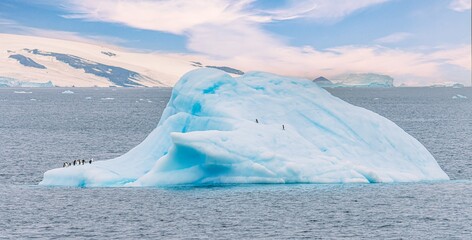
[40,69,449,187]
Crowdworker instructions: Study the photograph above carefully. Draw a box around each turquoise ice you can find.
[40,69,449,187]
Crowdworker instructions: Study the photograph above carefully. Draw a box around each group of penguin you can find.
[63,158,93,167]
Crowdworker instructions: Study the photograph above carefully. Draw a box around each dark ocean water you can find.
[0,87,471,239]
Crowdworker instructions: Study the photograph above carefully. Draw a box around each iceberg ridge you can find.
[40,69,448,187]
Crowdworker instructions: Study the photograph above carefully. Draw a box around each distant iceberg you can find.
[0,77,53,88]
[61,90,74,94]
[452,83,465,88]
[429,83,467,88]
[327,73,394,88]
[14,91,32,94]
[452,94,467,99]
[40,69,448,187]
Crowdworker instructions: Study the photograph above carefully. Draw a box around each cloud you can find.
[61,0,391,31]
[0,18,17,26]
[0,17,127,47]
[61,0,260,34]
[264,0,390,22]
[15,0,472,85]
[57,0,394,59]
[449,0,471,12]
[375,32,412,44]
[429,45,472,70]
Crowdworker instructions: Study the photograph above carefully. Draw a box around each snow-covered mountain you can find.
[0,34,243,87]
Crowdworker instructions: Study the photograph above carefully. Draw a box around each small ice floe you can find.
[101,97,115,100]
[85,97,92,100]
[373,97,380,100]
[62,90,74,94]
[452,94,467,99]
[30,98,37,101]
[14,91,32,94]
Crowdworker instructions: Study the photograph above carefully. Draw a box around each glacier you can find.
[39,69,448,187]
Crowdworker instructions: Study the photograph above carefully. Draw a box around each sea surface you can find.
[0,87,471,239]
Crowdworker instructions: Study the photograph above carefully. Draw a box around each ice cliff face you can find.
[40,69,448,187]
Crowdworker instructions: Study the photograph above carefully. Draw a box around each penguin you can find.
[73,160,76,166]
[89,158,93,164]
[282,124,285,130]
[63,162,66,168]
[82,159,85,165]
[256,119,259,123]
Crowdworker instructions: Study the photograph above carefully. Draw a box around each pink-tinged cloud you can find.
[449,0,471,12]
[24,0,472,85]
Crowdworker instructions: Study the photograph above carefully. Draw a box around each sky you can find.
[0,0,471,85]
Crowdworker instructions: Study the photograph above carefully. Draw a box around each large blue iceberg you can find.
[40,69,449,187]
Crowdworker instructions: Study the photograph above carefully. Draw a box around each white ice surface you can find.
[40,69,449,187]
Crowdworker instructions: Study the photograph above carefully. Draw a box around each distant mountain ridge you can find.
[312,76,334,87]
[0,34,243,87]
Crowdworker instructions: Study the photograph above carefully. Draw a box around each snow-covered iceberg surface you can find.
[40,69,448,187]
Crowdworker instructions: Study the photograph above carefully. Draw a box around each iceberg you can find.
[14,91,32,94]
[452,83,465,88]
[330,73,394,88]
[452,94,467,99]
[40,69,448,187]
[0,77,53,88]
